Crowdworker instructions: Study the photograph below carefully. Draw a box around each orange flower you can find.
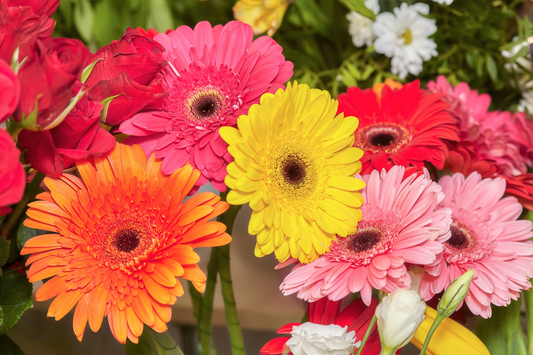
[21,144,231,344]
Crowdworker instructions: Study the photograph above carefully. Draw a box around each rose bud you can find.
[0,58,20,123]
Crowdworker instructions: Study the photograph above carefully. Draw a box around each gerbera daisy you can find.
[261,297,381,355]
[372,3,437,79]
[120,21,293,194]
[280,166,452,306]
[21,144,231,343]
[420,172,533,318]
[338,80,459,174]
[220,82,365,263]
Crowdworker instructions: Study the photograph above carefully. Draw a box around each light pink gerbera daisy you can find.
[280,166,452,306]
[120,21,293,193]
[420,172,533,318]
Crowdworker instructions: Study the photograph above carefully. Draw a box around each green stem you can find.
[524,285,533,355]
[217,193,243,355]
[1,171,45,238]
[419,313,446,355]
[189,282,203,334]
[6,120,23,139]
[199,247,219,355]
[355,314,377,355]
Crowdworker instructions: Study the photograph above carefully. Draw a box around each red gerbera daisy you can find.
[338,80,459,174]
[261,298,381,355]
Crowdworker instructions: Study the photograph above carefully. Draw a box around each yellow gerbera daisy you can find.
[220,82,365,263]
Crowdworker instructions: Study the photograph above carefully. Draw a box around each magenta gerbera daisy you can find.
[420,172,533,318]
[280,166,452,306]
[120,21,293,193]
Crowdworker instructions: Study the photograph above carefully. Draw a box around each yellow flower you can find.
[411,306,490,355]
[220,82,365,263]
[233,0,289,36]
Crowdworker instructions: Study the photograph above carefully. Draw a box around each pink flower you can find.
[120,21,293,193]
[420,172,533,318]
[0,58,19,123]
[280,166,452,306]
[428,76,533,176]
[0,128,25,216]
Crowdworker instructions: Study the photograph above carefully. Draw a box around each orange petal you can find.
[149,312,168,333]
[180,192,218,216]
[126,305,144,337]
[192,281,205,293]
[132,288,156,327]
[23,234,61,249]
[143,272,171,305]
[76,160,98,191]
[28,265,63,283]
[170,245,200,265]
[22,218,58,233]
[151,300,172,323]
[178,205,214,226]
[150,264,178,287]
[108,306,128,344]
[73,293,90,340]
[187,234,232,249]
[87,286,108,333]
[35,191,54,203]
[181,264,206,283]
[53,289,83,320]
[35,276,67,301]
[159,258,184,277]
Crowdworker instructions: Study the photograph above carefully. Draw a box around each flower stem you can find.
[199,247,219,355]
[419,313,446,355]
[1,171,45,238]
[189,282,203,333]
[355,313,377,355]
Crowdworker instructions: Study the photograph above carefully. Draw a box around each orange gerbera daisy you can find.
[21,144,230,344]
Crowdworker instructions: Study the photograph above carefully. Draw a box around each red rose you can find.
[8,0,59,17]
[18,84,116,176]
[0,0,55,63]
[0,59,19,123]
[14,37,89,129]
[85,28,167,126]
[0,128,25,216]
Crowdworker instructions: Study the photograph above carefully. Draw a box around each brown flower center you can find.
[282,156,307,185]
[356,124,412,154]
[191,94,221,120]
[114,228,141,253]
[347,230,381,253]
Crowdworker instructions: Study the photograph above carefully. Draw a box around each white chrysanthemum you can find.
[346,0,380,48]
[432,0,453,5]
[287,323,359,355]
[373,3,437,79]
[519,89,533,113]
[502,38,530,74]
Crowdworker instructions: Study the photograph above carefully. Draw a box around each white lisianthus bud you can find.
[286,322,359,355]
[438,269,475,318]
[375,288,426,355]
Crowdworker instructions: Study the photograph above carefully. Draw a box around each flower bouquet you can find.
[2,0,533,354]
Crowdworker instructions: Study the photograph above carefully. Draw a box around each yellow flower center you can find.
[401,29,413,45]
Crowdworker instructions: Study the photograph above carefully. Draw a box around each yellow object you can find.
[233,0,289,36]
[411,306,490,355]
[220,82,365,263]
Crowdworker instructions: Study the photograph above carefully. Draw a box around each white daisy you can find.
[432,0,453,5]
[346,0,380,48]
[373,3,437,79]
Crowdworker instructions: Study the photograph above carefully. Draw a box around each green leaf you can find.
[16,223,47,252]
[477,300,527,355]
[73,0,94,43]
[475,54,485,77]
[0,334,24,355]
[0,239,9,272]
[126,330,152,355]
[346,64,361,80]
[100,94,122,123]
[360,66,375,81]
[81,58,101,84]
[148,0,174,33]
[340,68,357,87]
[0,273,33,335]
[485,54,498,82]
[372,71,383,86]
[338,0,375,20]
[146,328,184,355]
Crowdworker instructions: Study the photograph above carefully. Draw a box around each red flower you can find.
[14,37,89,129]
[85,28,167,126]
[0,58,19,123]
[0,128,25,216]
[261,298,381,355]
[18,84,116,176]
[8,0,59,16]
[0,0,55,63]
[338,80,459,174]
[135,27,159,40]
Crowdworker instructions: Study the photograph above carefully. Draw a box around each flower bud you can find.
[376,288,426,354]
[438,269,474,318]
[286,322,358,355]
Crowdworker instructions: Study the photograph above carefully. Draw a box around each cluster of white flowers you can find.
[501,39,533,113]
[346,0,451,79]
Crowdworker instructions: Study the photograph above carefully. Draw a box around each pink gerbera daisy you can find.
[420,172,533,318]
[120,21,293,193]
[280,166,452,306]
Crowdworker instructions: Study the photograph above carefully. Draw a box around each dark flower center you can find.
[348,230,381,253]
[282,156,306,185]
[446,226,470,250]
[370,133,395,147]
[114,228,141,253]
[191,95,221,120]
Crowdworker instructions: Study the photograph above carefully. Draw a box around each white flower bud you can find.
[439,269,474,317]
[286,322,359,355]
[375,288,426,354]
